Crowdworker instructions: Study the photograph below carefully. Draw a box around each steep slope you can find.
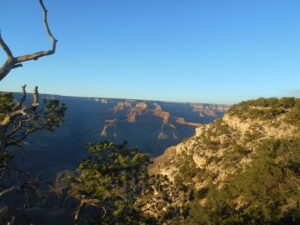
[150,97,300,224]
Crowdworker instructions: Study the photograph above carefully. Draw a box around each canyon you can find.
[17,94,229,180]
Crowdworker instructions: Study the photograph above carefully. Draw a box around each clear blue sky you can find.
[1,0,300,104]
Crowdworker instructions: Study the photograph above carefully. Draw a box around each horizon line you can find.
[5,90,233,106]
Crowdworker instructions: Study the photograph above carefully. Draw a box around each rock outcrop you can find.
[101,100,228,149]
[150,97,300,190]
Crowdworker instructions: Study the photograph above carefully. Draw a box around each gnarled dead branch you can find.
[0,85,66,152]
[0,86,40,151]
[1,86,39,128]
[0,0,57,81]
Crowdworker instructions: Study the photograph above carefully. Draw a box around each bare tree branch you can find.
[0,0,57,81]
[1,86,39,127]
[6,127,33,147]
[0,86,41,151]
[5,121,24,141]
[13,85,27,111]
[0,32,13,59]
[0,185,20,198]
[0,85,66,153]
[32,86,39,107]
[74,201,86,225]
[0,165,53,204]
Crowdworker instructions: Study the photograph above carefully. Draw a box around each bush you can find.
[228,97,299,121]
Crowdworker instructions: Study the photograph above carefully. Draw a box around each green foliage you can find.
[170,151,202,186]
[244,129,262,143]
[213,118,230,135]
[228,97,298,121]
[0,93,66,135]
[187,138,300,225]
[0,92,66,182]
[67,141,150,222]
[232,143,249,155]
[175,159,200,185]
[66,141,188,224]
[197,187,209,199]
[83,141,149,180]
[277,97,296,109]
[0,93,14,121]
[187,185,236,225]
[200,133,219,151]
[0,92,67,220]
[163,97,300,224]
[285,101,300,127]
[221,208,270,225]
[41,99,67,132]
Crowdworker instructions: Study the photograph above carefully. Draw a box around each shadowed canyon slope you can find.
[14,94,228,178]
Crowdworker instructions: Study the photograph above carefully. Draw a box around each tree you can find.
[0,0,64,213]
[0,0,57,81]
[64,141,188,225]
[0,86,66,152]
[64,141,152,224]
[0,0,60,156]
[0,86,66,199]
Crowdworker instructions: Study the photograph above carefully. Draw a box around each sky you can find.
[0,0,300,104]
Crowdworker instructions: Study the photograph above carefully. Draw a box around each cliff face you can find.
[98,99,229,156]
[101,101,204,139]
[149,98,300,224]
[150,98,300,207]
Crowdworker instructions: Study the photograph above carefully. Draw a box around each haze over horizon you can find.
[1,0,300,104]
[9,90,234,105]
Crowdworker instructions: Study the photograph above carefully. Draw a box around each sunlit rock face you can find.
[150,97,300,191]
[149,97,300,223]
[98,99,229,156]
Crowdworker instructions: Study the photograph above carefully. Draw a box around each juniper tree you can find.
[0,85,66,199]
[0,0,64,203]
[64,141,188,225]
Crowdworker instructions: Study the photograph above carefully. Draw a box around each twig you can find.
[0,0,57,81]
